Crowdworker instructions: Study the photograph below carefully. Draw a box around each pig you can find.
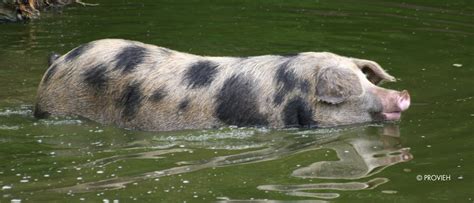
[34,39,411,131]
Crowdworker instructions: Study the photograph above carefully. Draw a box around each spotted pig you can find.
[34,39,410,131]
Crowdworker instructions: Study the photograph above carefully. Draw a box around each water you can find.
[0,0,473,202]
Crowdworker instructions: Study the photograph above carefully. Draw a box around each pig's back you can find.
[34,39,287,131]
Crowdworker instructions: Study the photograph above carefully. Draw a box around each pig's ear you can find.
[352,59,396,85]
[315,67,363,104]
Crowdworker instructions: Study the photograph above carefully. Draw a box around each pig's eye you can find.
[362,66,383,85]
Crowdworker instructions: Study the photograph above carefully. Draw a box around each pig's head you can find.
[311,58,410,127]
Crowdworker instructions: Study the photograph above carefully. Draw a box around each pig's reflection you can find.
[256,124,412,200]
[53,124,412,200]
[292,124,412,179]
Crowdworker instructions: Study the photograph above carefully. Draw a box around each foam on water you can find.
[39,119,83,126]
[0,107,32,117]
[153,129,257,142]
[0,125,20,130]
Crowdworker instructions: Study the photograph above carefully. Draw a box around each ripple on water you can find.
[382,190,398,194]
[257,178,389,199]
[153,129,256,142]
[150,128,269,150]
[0,106,84,126]
[0,125,20,130]
[39,119,83,126]
[0,107,32,117]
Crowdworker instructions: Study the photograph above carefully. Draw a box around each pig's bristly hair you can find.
[34,39,396,131]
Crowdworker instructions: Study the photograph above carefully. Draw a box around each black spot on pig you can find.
[33,103,50,119]
[178,98,190,111]
[117,82,143,120]
[282,97,316,128]
[273,91,285,106]
[215,75,268,126]
[300,80,310,94]
[65,43,91,62]
[273,59,298,105]
[275,61,297,90]
[42,64,57,84]
[183,61,219,88]
[150,87,167,102]
[114,45,148,73]
[83,64,108,93]
[369,112,385,122]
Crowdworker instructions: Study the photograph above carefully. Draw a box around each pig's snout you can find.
[373,88,411,121]
[397,90,411,112]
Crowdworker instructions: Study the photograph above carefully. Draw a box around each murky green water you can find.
[0,0,473,202]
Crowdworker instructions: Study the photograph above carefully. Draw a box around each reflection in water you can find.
[50,123,412,201]
[259,178,388,192]
[258,178,388,199]
[292,125,412,179]
[51,128,336,193]
[256,124,412,199]
[260,179,392,200]
[217,198,330,203]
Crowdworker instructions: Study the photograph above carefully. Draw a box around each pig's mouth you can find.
[380,90,411,121]
[382,111,402,121]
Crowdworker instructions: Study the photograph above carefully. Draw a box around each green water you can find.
[0,0,473,202]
